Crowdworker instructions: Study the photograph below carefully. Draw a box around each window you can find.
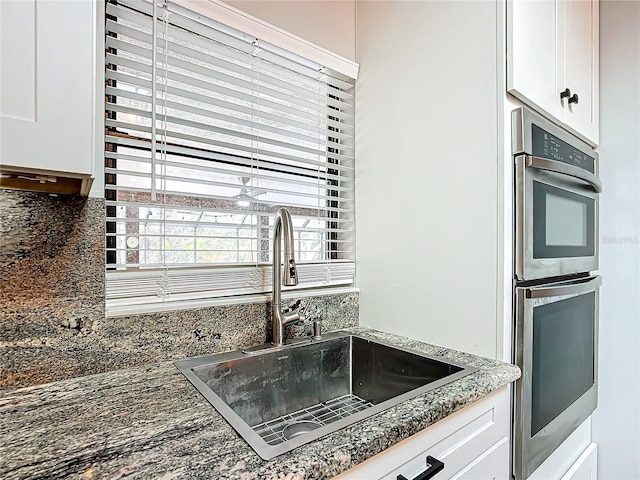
[104,0,355,313]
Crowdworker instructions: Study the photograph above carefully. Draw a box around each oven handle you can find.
[524,156,603,193]
[526,276,602,299]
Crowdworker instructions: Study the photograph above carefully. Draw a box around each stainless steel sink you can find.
[174,331,476,460]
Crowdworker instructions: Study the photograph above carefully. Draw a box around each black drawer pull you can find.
[397,455,445,480]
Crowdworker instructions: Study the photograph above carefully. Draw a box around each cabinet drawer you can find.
[336,387,510,480]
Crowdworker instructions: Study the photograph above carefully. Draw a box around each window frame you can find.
[103,0,357,316]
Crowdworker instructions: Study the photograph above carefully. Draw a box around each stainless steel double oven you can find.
[512,108,601,480]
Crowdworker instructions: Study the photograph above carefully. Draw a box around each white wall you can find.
[592,1,640,478]
[223,0,356,62]
[355,1,500,359]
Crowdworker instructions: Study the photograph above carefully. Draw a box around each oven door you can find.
[513,275,600,480]
[515,155,601,281]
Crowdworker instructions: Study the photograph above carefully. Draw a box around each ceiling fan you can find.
[235,176,266,206]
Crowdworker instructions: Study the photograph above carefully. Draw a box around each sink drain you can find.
[282,420,322,440]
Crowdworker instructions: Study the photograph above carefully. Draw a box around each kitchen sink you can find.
[174,331,476,460]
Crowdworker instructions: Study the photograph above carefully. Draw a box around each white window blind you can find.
[104,0,355,312]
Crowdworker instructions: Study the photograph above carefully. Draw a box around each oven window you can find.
[531,292,595,436]
[546,192,587,246]
[533,181,595,258]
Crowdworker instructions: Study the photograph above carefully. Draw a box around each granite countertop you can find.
[0,327,520,480]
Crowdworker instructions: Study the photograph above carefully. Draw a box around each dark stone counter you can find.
[0,327,520,480]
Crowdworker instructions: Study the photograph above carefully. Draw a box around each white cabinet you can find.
[507,0,599,145]
[335,387,510,480]
[0,0,101,195]
[528,418,595,480]
[561,443,598,480]
[562,0,598,143]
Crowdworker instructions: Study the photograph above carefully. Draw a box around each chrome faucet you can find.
[271,207,299,347]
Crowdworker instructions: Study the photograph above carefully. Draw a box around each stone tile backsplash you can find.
[1,190,106,389]
[0,189,358,390]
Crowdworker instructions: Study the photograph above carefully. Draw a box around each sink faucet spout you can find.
[272,207,299,346]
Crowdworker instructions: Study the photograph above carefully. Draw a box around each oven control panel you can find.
[532,124,595,173]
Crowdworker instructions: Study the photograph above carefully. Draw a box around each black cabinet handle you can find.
[569,93,579,104]
[560,88,571,99]
[397,456,445,480]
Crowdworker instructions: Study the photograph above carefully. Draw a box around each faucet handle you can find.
[282,310,300,326]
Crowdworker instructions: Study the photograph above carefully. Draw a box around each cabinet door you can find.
[0,0,95,176]
[560,443,597,480]
[507,0,564,122]
[563,0,599,144]
[450,437,510,480]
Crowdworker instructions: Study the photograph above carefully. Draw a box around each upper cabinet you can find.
[0,0,101,195]
[563,0,599,143]
[507,0,599,145]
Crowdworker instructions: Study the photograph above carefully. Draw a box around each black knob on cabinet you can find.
[569,93,579,104]
[560,88,571,99]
